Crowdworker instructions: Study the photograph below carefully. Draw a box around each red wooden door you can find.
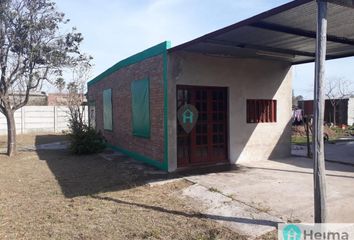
[177,85,228,167]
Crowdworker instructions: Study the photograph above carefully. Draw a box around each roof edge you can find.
[88,41,171,87]
[168,0,313,53]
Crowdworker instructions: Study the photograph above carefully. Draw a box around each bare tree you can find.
[325,77,354,126]
[67,61,91,129]
[0,0,90,156]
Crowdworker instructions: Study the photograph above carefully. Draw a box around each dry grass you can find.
[0,134,246,240]
[0,133,68,149]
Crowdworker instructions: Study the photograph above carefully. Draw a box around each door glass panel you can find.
[177,86,227,166]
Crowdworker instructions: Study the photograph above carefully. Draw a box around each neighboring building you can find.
[87,1,354,172]
[47,93,68,106]
[298,98,354,126]
[47,93,87,106]
[8,92,87,107]
[10,92,47,106]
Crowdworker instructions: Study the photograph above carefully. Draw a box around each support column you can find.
[313,0,328,223]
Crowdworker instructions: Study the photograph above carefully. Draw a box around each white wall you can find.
[0,106,88,135]
[168,52,292,171]
[348,98,354,126]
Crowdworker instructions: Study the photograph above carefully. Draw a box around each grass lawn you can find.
[0,134,252,240]
[291,135,309,145]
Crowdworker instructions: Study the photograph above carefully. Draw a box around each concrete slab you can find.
[292,142,354,165]
[146,178,184,187]
[185,157,354,223]
[1,141,70,153]
[99,151,126,161]
[325,141,354,165]
[182,184,282,238]
[35,141,70,150]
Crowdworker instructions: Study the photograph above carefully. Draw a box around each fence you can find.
[0,106,88,135]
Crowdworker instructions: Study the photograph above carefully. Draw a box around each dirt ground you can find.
[0,134,68,149]
[0,134,250,240]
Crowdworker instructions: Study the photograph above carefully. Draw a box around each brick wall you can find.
[87,55,165,162]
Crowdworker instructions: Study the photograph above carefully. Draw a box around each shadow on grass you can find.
[35,135,246,198]
[35,148,166,198]
[91,195,280,227]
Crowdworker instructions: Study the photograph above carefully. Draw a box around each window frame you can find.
[103,88,113,131]
[88,100,96,129]
[131,78,151,138]
[246,99,277,123]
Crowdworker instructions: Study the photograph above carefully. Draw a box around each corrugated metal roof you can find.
[169,0,354,65]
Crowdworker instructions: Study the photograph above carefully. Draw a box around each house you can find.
[87,0,354,172]
[47,93,87,106]
[298,98,354,126]
[9,92,47,106]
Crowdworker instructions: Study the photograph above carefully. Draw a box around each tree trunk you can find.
[305,116,312,158]
[5,110,16,156]
[333,104,336,126]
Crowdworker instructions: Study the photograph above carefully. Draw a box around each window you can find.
[88,100,96,129]
[103,89,113,130]
[131,79,150,138]
[247,99,277,123]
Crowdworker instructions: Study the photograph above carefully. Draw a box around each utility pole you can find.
[313,0,327,223]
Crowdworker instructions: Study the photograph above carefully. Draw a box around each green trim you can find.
[162,42,171,171]
[107,143,166,170]
[88,41,170,87]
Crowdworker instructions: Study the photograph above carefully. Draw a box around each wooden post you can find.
[313,0,327,223]
[305,115,312,158]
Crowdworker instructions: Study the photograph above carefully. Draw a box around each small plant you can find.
[141,229,161,239]
[66,61,105,155]
[208,187,221,194]
[68,117,106,155]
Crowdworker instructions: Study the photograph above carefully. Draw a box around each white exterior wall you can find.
[0,106,88,135]
[167,52,292,171]
[348,98,354,126]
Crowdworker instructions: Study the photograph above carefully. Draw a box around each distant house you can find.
[47,93,87,106]
[9,92,87,107]
[298,98,354,126]
[47,93,68,106]
[10,92,47,106]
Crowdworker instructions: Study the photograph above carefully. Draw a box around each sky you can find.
[55,0,354,99]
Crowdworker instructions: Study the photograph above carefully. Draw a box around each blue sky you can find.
[56,0,354,99]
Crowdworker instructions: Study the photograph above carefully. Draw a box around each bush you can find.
[68,118,106,155]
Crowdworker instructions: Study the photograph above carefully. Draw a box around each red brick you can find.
[87,55,165,162]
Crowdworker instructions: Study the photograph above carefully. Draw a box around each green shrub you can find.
[68,118,106,155]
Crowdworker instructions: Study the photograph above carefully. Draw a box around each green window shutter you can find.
[103,89,113,130]
[131,79,150,138]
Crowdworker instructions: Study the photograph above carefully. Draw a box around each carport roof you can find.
[168,0,354,65]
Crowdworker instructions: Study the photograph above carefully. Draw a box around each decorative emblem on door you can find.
[177,104,199,134]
